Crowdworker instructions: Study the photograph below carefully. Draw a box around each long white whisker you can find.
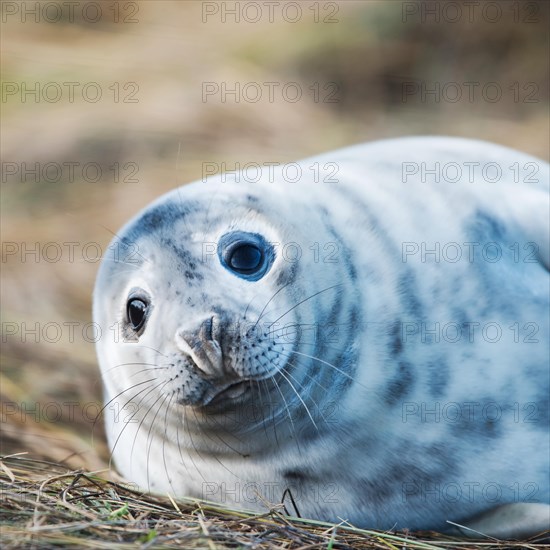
[268,375,298,445]
[287,349,366,390]
[108,379,169,471]
[267,284,343,328]
[92,377,157,436]
[278,369,319,432]
[146,392,172,491]
[282,365,329,426]
[252,278,301,329]
[129,380,172,471]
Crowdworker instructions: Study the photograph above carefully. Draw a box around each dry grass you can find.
[2,455,548,550]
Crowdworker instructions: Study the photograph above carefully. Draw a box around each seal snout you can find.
[175,315,224,378]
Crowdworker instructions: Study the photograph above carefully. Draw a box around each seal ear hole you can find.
[218,231,274,281]
[126,295,150,333]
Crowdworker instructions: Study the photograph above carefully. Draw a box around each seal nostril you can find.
[201,316,214,341]
[199,315,221,344]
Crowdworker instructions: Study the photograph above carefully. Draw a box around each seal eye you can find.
[218,232,274,281]
[228,244,262,273]
[127,298,148,331]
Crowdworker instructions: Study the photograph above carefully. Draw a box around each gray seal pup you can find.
[93,136,549,538]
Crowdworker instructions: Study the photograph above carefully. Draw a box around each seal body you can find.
[94,137,549,537]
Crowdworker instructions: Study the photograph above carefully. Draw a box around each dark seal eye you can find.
[228,243,262,273]
[127,298,148,331]
[218,232,274,281]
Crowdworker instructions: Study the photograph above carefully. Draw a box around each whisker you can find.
[145,392,172,492]
[175,397,195,479]
[267,375,299,448]
[92,378,157,437]
[267,284,343,328]
[190,408,243,479]
[134,345,169,358]
[129,380,172,473]
[162,393,178,496]
[243,292,260,322]
[183,407,209,483]
[129,366,170,378]
[252,278,301,330]
[97,225,151,264]
[103,361,168,375]
[277,369,319,432]
[108,379,168,471]
[287,349,367,390]
[265,322,350,357]
[255,379,270,440]
[282,358,331,394]
[261,377,281,449]
[282,364,329,426]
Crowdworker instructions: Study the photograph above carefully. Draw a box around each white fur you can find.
[94,137,549,537]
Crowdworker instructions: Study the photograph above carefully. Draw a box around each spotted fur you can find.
[94,137,549,537]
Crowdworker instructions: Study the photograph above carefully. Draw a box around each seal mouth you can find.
[202,380,250,408]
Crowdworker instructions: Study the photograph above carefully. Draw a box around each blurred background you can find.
[1,0,549,470]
